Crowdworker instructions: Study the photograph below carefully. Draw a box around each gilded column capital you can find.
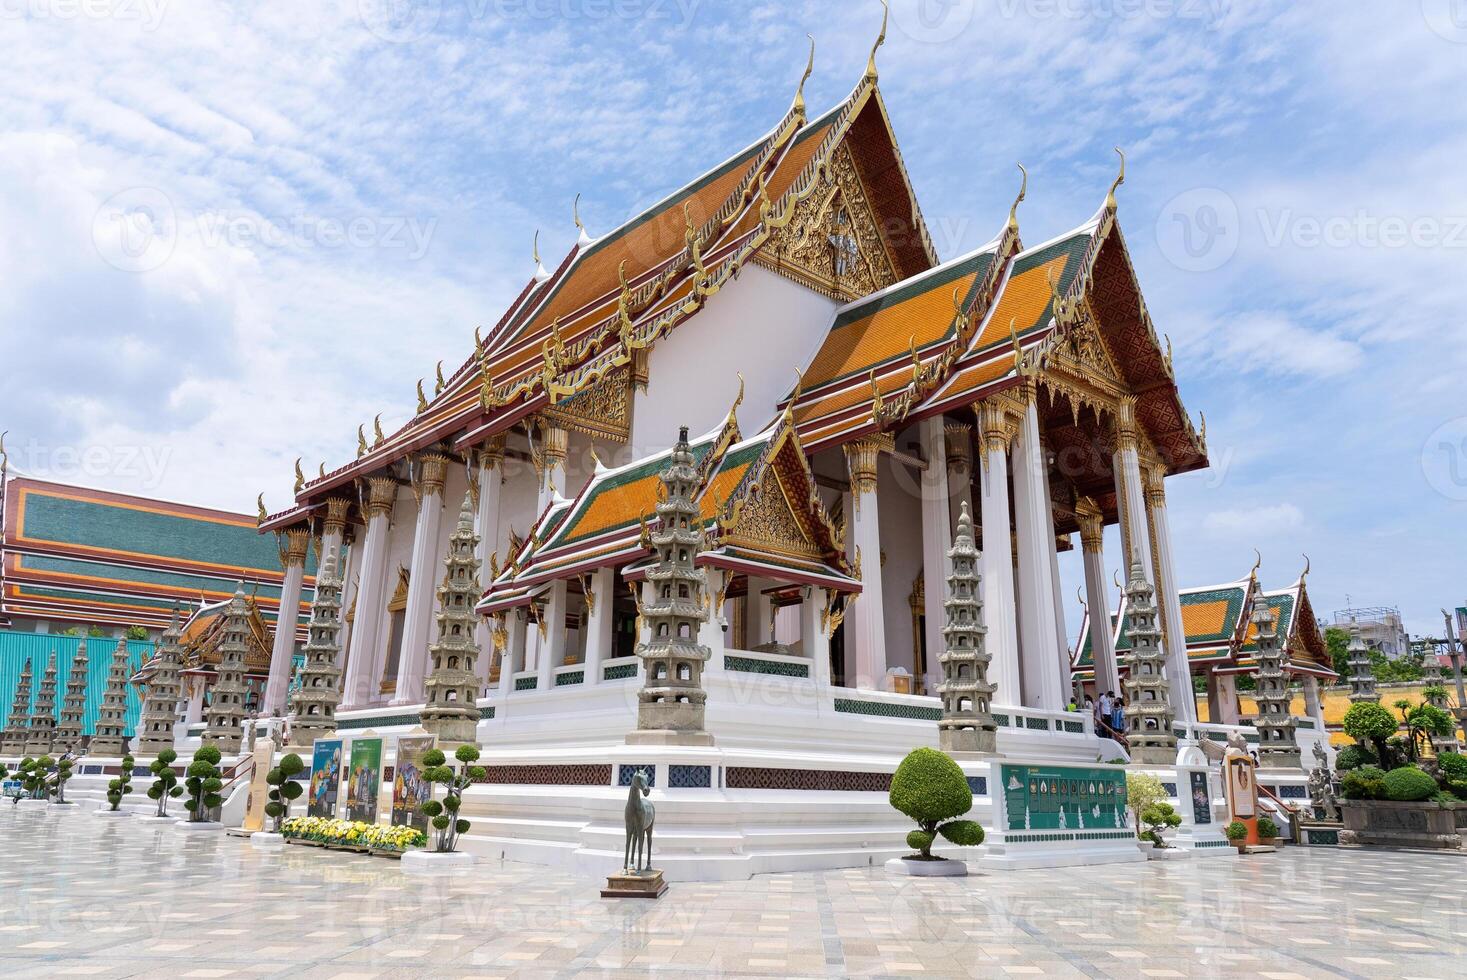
[975,400,1019,460]
[843,433,893,511]
[1074,495,1105,553]
[1143,462,1167,509]
[321,496,352,536]
[412,452,452,503]
[280,527,311,568]
[943,421,973,477]
[474,434,507,471]
[364,475,398,519]
[532,420,569,485]
[1112,394,1140,454]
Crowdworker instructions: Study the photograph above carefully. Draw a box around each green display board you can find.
[1000,764,1127,832]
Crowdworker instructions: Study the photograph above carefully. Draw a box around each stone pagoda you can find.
[137,609,186,755]
[627,426,714,747]
[52,640,90,755]
[420,497,485,747]
[1345,620,1378,704]
[24,652,58,755]
[288,548,347,747]
[1,658,34,756]
[1120,560,1177,765]
[202,584,252,753]
[937,501,997,755]
[1250,602,1301,769]
[1420,648,1461,755]
[90,639,132,757]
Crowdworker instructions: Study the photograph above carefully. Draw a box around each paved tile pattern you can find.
[1,806,1464,977]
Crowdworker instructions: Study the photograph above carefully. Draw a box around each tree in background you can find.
[107,755,136,811]
[264,753,306,832]
[1392,699,1456,763]
[147,748,184,817]
[183,745,224,823]
[419,745,486,854]
[124,625,149,641]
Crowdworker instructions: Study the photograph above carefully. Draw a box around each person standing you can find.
[1098,690,1113,736]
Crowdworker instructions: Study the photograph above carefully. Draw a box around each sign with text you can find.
[1000,764,1127,832]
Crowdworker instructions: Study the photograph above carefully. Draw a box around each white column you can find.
[536,422,568,512]
[918,416,951,697]
[184,677,205,724]
[537,581,567,690]
[748,577,774,649]
[1144,462,1197,724]
[802,587,833,687]
[945,422,974,532]
[1111,398,1153,585]
[1076,498,1120,697]
[341,476,397,709]
[391,454,451,705]
[1302,675,1326,731]
[1012,396,1065,711]
[498,609,526,701]
[263,528,310,717]
[699,568,728,679]
[1215,672,1242,725]
[472,440,505,687]
[978,401,1020,705]
[844,436,890,690]
[583,566,614,686]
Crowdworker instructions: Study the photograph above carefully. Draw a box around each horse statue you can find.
[623,769,655,873]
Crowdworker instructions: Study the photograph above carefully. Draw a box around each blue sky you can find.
[2,1,1464,638]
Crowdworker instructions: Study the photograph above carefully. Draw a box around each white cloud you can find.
[1202,503,1305,538]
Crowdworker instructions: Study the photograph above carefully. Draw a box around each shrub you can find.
[1334,745,1375,772]
[52,756,74,804]
[1444,779,1467,801]
[147,748,184,818]
[20,756,53,801]
[1225,821,1247,841]
[1435,753,1467,782]
[1342,703,1398,761]
[419,744,486,854]
[1139,802,1182,845]
[264,753,306,832]
[183,746,224,822]
[1256,817,1279,840]
[888,747,983,860]
[1382,765,1437,802]
[106,755,135,811]
[906,829,934,852]
[1342,766,1388,800]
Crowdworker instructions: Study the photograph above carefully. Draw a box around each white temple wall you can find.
[496,458,541,554]
[629,264,837,452]
[876,452,923,682]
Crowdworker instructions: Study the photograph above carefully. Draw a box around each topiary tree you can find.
[1334,744,1376,772]
[264,753,306,832]
[183,745,224,823]
[107,755,136,812]
[20,756,53,801]
[418,744,486,854]
[52,755,74,804]
[1139,801,1182,846]
[147,748,184,817]
[1342,702,1399,767]
[1382,765,1437,802]
[888,747,985,860]
[1341,765,1388,800]
[1125,772,1169,838]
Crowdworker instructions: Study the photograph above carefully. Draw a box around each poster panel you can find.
[345,737,384,824]
[1189,770,1212,825]
[391,735,435,831]
[308,738,344,818]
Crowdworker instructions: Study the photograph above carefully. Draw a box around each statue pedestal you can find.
[884,857,967,877]
[602,869,667,899]
[401,850,475,874]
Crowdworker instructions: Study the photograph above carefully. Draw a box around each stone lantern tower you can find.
[91,639,133,757]
[420,495,485,747]
[137,610,186,755]
[288,549,347,747]
[937,502,997,755]
[53,640,90,755]
[1121,560,1177,765]
[23,652,57,756]
[202,584,251,753]
[1251,602,1301,769]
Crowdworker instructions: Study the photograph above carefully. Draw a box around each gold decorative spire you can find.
[1249,548,1262,585]
[1105,146,1125,210]
[256,493,267,525]
[865,0,888,81]
[372,414,384,446]
[1299,553,1311,585]
[318,462,327,479]
[1008,163,1027,233]
[434,359,446,394]
[293,458,305,494]
[908,333,920,385]
[416,378,429,414]
[357,425,368,457]
[532,230,550,283]
[474,324,483,350]
[793,34,815,117]
[730,371,745,421]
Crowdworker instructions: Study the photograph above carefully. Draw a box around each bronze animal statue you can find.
[623,769,655,873]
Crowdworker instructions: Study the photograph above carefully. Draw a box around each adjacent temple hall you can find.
[261,51,1207,727]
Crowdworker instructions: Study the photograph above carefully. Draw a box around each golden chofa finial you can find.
[865,0,888,81]
[0,429,8,470]
[416,378,428,414]
[1008,163,1027,233]
[532,230,550,283]
[1249,548,1262,582]
[730,371,745,419]
[372,413,384,446]
[293,457,305,494]
[434,359,446,395]
[1300,553,1311,584]
[1105,146,1125,210]
[357,425,368,458]
[318,461,326,479]
[573,193,591,245]
[473,324,483,350]
[256,493,268,525]
[793,34,815,116]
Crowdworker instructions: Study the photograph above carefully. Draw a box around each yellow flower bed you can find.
[280,816,425,852]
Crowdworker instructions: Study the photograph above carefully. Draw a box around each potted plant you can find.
[1225,821,1248,852]
[884,747,985,877]
[1256,817,1280,846]
[255,753,305,849]
[404,745,485,872]
[101,755,135,815]
[145,748,184,819]
[1125,772,1168,854]
[1141,802,1183,847]
[50,755,75,807]
[179,745,224,829]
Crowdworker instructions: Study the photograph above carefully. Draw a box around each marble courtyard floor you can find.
[1,807,1464,979]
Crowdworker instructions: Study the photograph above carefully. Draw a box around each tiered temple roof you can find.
[2,476,312,635]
